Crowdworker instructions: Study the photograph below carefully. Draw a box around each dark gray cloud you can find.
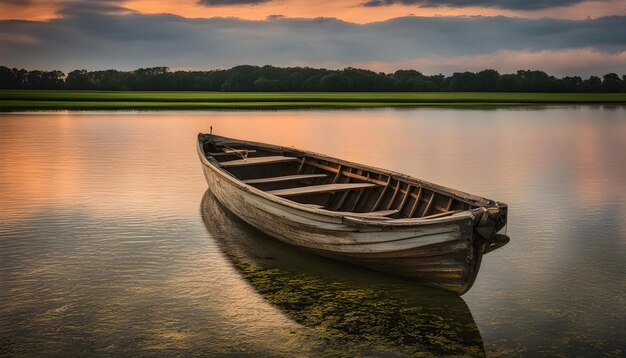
[362,0,602,11]
[0,0,129,13]
[0,13,624,75]
[55,0,134,16]
[0,0,134,17]
[197,0,272,6]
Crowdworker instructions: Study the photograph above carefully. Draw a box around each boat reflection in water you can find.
[201,191,500,357]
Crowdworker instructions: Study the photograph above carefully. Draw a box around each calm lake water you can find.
[1,108,625,357]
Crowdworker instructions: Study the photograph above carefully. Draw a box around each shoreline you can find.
[1,90,625,111]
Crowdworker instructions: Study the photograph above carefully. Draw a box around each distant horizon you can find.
[3,65,623,93]
[3,64,625,79]
[1,0,625,77]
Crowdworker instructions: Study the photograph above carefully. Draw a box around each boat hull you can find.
[199,151,484,294]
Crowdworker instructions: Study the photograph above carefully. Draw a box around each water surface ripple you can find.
[1,109,625,356]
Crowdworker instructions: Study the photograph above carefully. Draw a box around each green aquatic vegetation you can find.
[200,191,485,356]
[1,90,625,110]
[228,257,485,357]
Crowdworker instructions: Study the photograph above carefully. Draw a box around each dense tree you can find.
[301,74,323,91]
[253,78,281,91]
[559,76,583,92]
[0,66,19,88]
[516,70,551,92]
[407,78,437,91]
[20,70,65,89]
[287,72,305,91]
[0,65,623,92]
[581,76,602,92]
[476,70,500,92]
[66,70,90,89]
[450,72,478,92]
[602,73,622,92]
[392,70,423,91]
[320,73,353,91]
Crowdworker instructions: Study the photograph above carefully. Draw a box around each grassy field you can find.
[1,90,625,110]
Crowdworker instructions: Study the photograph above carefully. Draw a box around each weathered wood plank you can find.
[386,180,401,210]
[243,173,327,185]
[220,156,299,168]
[347,171,370,212]
[302,203,324,209]
[308,162,388,186]
[332,164,343,184]
[409,187,423,218]
[397,185,413,212]
[372,177,392,211]
[422,191,436,217]
[268,183,377,197]
[333,168,352,210]
[421,211,458,220]
[348,209,399,217]
[209,150,257,157]
[296,157,307,174]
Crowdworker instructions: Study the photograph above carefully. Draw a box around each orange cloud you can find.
[125,0,626,22]
[0,1,60,20]
[1,0,624,22]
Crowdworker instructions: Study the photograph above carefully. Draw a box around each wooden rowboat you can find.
[197,133,508,294]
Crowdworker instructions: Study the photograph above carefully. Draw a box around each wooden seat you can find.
[391,211,459,223]
[209,150,257,157]
[220,156,299,168]
[344,209,398,217]
[420,210,458,219]
[329,209,398,220]
[297,206,396,218]
[302,204,325,209]
[243,173,327,185]
[267,183,377,197]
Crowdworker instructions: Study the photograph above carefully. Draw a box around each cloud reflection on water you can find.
[0,108,625,355]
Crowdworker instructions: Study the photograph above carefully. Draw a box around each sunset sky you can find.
[1,0,625,75]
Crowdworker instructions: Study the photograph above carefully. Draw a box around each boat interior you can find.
[203,139,481,220]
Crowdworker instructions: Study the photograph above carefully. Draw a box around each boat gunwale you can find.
[197,134,497,227]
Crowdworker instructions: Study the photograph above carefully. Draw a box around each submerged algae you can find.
[201,191,485,357]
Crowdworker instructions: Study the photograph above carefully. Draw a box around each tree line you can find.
[1,65,624,92]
